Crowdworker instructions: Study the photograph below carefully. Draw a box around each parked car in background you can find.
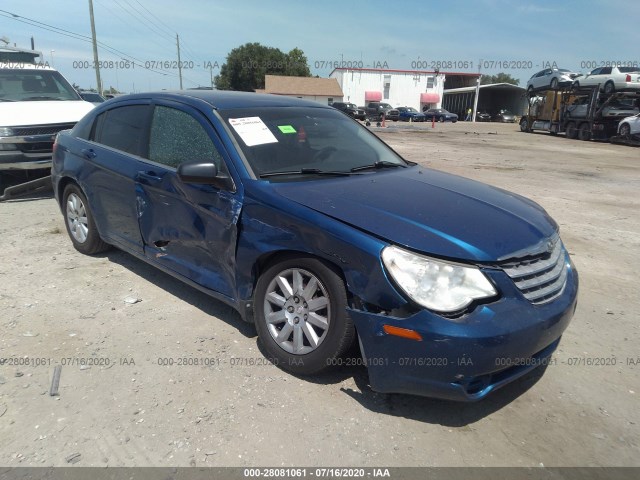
[396,106,425,122]
[493,109,517,123]
[79,91,106,106]
[422,108,458,123]
[0,65,94,172]
[475,111,492,122]
[51,90,577,401]
[565,96,639,120]
[572,66,640,93]
[331,101,366,120]
[617,113,640,137]
[527,68,581,92]
[365,102,399,121]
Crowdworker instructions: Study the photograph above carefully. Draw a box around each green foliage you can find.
[215,43,311,91]
[480,72,520,86]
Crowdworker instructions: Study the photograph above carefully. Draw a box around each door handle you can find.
[81,148,96,159]
[136,171,163,185]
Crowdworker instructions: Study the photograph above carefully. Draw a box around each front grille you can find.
[501,241,568,305]
[13,123,76,136]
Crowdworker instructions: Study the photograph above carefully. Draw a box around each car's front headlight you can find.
[0,127,15,137]
[381,245,497,313]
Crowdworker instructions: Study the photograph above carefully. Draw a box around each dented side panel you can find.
[136,170,242,300]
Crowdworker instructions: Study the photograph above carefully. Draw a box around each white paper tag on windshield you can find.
[228,117,278,147]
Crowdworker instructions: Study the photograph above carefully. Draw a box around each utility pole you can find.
[210,64,214,89]
[88,0,102,95]
[176,34,183,90]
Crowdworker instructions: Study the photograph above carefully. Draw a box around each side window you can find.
[600,67,612,75]
[95,105,148,156]
[590,68,602,75]
[148,106,227,173]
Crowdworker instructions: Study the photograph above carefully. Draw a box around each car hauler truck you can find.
[519,85,640,142]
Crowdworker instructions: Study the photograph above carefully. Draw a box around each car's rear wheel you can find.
[604,81,615,94]
[550,78,559,89]
[578,123,591,141]
[254,256,355,375]
[565,121,577,139]
[63,184,110,255]
[619,123,631,137]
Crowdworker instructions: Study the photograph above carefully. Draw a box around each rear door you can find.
[134,101,242,300]
[80,102,152,253]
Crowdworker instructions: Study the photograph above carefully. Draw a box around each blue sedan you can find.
[52,91,577,401]
[396,106,426,122]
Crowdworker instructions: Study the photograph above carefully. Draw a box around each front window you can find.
[0,69,82,101]
[219,107,407,179]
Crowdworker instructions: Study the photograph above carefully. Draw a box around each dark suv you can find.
[331,102,366,120]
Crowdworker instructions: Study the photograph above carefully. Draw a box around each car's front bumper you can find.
[350,260,578,401]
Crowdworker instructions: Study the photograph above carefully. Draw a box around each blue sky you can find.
[1,0,638,92]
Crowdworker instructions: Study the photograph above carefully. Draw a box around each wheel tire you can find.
[62,183,110,255]
[571,81,580,92]
[604,81,615,94]
[439,116,445,123]
[619,123,631,137]
[578,123,591,141]
[566,121,577,139]
[550,78,559,89]
[527,85,534,95]
[254,256,355,375]
[520,118,529,132]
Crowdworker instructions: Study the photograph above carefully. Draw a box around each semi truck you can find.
[519,85,640,141]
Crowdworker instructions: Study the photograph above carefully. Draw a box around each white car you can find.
[572,66,640,93]
[618,113,640,137]
[526,68,581,92]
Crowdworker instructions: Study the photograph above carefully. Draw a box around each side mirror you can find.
[177,161,233,191]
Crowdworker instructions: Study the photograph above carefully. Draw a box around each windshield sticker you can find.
[278,125,296,134]
[228,117,278,147]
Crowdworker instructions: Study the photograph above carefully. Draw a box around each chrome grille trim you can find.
[502,241,569,305]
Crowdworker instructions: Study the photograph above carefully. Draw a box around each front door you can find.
[135,102,241,300]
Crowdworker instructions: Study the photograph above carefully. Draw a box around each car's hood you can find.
[272,167,557,262]
[0,100,95,126]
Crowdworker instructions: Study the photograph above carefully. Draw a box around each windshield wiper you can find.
[23,96,64,101]
[259,168,354,178]
[350,161,406,172]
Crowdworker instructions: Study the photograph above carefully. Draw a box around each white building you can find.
[329,68,446,111]
[329,68,478,111]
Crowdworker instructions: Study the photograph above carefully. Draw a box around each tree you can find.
[480,72,520,86]
[215,42,311,91]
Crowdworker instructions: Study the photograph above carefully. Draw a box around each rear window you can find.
[619,67,640,73]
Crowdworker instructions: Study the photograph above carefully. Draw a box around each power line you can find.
[0,8,201,85]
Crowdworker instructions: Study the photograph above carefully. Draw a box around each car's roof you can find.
[110,90,329,110]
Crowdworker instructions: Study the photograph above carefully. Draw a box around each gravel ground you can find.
[0,121,638,467]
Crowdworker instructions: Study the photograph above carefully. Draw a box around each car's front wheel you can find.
[62,183,110,255]
[254,256,355,375]
[619,123,631,137]
[550,78,559,89]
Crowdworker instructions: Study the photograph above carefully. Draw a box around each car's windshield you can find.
[0,69,82,101]
[406,107,418,112]
[219,106,407,179]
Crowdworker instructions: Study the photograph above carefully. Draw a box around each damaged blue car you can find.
[52,91,578,401]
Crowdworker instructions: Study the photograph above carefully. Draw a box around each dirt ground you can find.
[0,121,638,468]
